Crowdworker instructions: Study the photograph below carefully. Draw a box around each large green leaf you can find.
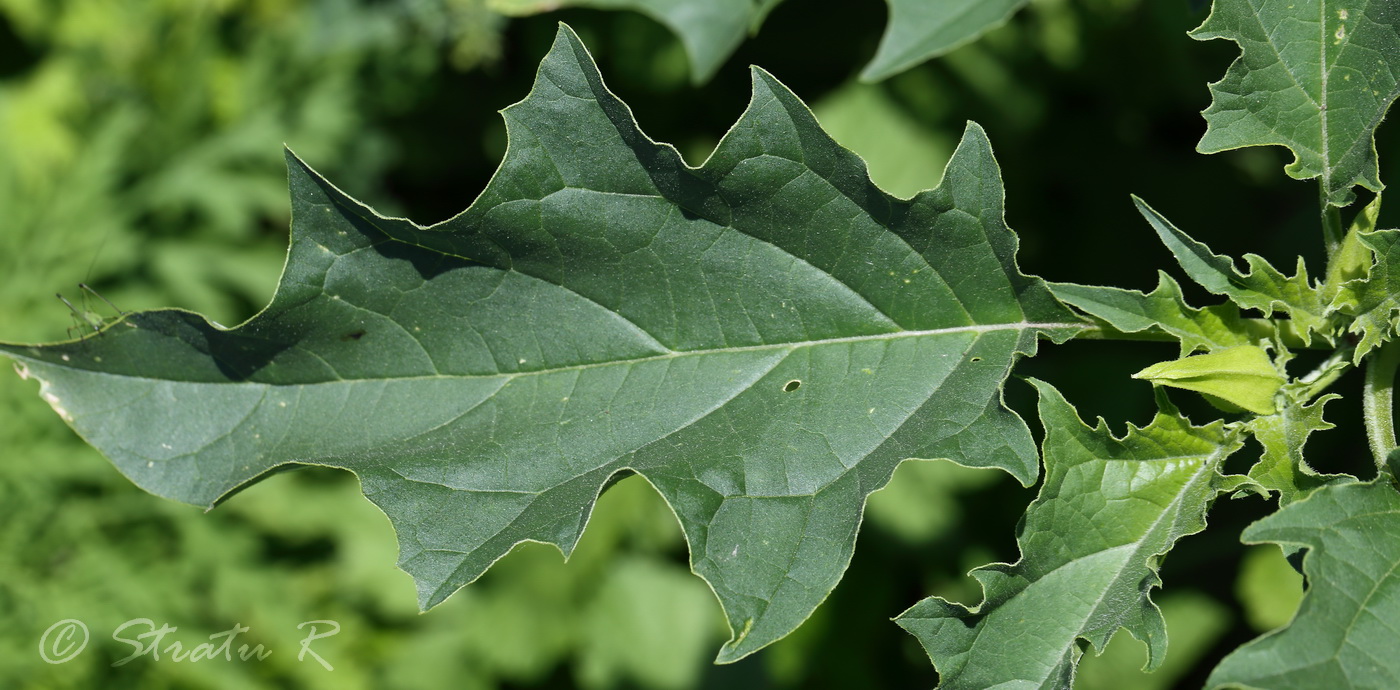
[897,380,1245,689]
[861,0,1028,82]
[1207,482,1400,689]
[1191,0,1400,206]
[1132,345,1285,416]
[0,25,1082,662]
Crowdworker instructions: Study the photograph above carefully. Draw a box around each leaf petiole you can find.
[1321,186,1345,262]
[1071,318,1321,351]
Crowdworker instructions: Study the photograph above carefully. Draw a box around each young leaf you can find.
[1135,196,1332,342]
[1333,224,1400,363]
[1191,0,1400,206]
[1133,345,1285,416]
[1050,271,1272,356]
[860,0,1029,82]
[0,25,1084,662]
[897,380,1245,689]
[1324,195,1382,295]
[1241,393,1350,504]
[1206,482,1400,689]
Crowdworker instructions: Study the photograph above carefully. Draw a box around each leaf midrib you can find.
[44,319,1083,386]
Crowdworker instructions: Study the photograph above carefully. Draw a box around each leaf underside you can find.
[0,25,1082,662]
[898,380,1243,690]
[1191,0,1400,205]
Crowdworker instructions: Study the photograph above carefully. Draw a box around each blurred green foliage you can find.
[0,0,1361,687]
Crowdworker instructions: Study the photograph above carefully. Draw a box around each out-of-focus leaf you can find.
[1207,482,1400,689]
[862,0,1029,82]
[1076,592,1233,690]
[1191,0,1400,205]
[1235,544,1304,633]
[864,459,1000,544]
[490,0,756,83]
[494,0,1036,83]
[811,83,954,199]
[897,380,1244,689]
[577,557,718,689]
[0,25,1083,662]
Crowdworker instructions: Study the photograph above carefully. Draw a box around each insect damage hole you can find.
[782,380,802,392]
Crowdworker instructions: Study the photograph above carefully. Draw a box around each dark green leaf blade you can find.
[1207,482,1400,689]
[0,25,1082,662]
[1191,0,1400,205]
[897,380,1244,689]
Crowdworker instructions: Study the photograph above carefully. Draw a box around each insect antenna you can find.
[79,282,126,316]
[57,291,102,341]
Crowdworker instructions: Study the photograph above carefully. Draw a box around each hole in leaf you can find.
[969,357,983,363]
[783,380,802,392]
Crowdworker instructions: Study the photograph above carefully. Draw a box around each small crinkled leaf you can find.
[1333,219,1400,363]
[0,25,1084,663]
[897,380,1244,689]
[489,0,757,83]
[1135,196,1332,342]
[1207,482,1400,689]
[1191,0,1400,206]
[1134,345,1284,416]
[1324,195,1382,300]
[1241,392,1352,504]
[861,0,1029,82]
[1050,271,1272,356]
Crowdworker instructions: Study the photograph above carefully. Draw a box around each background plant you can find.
[2,1,1397,688]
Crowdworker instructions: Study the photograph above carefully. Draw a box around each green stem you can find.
[1363,341,1400,471]
[1321,186,1344,262]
